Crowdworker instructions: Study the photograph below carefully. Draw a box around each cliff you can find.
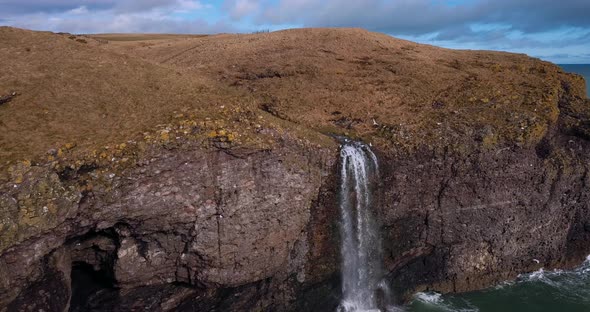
[0,27,589,311]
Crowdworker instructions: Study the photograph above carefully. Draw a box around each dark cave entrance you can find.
[68,230,120,312]
[70,262,117,311]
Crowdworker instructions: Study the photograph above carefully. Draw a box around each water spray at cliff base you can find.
[337,140,398,312]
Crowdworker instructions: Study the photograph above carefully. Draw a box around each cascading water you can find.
[338,140,393,312]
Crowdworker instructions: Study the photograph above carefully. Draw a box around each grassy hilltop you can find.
[1,27,589,171]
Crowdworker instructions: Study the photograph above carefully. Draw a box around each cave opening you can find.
[68,229,120,312]
[70,261,117,311]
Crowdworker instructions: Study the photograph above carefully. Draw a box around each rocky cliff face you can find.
[380,130,590,297]
[1,137,340,311]
[1,27,589,311]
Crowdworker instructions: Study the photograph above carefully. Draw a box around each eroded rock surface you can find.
[380,131,590,297]
[0,137,337,311]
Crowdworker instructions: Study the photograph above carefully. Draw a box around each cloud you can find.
[232,0,590,61]
[534,53,590,64]
[68,6,90,15]
[252,0,590,36]
[257,0,478,35]
[7,11,234,34]
[225,0,259,20]
[0,0,207,16]
[0,0,588,62]
[0,1,116,15]
[3,0,589,38]
[1,1,231,34]
[112,0,204,14]
[176,0,209,12]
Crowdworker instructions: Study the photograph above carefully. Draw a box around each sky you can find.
[0,0,589,63]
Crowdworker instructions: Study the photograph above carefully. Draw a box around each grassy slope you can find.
[1,27,588,170]
[0,28,250,167]
[97,28,588,152]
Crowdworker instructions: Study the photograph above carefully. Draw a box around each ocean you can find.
[406,256,590,312]
[559,64,590,97]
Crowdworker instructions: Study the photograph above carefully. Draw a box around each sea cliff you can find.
[1,27,589,311]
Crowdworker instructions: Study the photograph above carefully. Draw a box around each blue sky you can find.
[1,0,589,63]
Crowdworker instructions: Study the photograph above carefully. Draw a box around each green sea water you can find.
[405,256,590,312]
[559,64,590,97]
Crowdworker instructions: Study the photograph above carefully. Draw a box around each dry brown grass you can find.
[1,27,587,168]
[0,27,239,166]
[98,28,586,151]
[89,33,208,42]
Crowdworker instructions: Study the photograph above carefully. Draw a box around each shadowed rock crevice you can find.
[67,229,119,311]
[70,262,118,312]
[7,250,71,311]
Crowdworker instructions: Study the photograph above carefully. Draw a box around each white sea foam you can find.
[413,292,479,312]
[526,268,546,280]
[414,292,443,304]
[493,280,515,290]
[408,255,590,311]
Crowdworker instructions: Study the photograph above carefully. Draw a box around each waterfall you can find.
[338,140,392,312]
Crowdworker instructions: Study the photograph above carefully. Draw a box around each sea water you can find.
[407,255,590,312]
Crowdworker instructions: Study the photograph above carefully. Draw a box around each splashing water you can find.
[409,255,590,312]
[338,141,393,312]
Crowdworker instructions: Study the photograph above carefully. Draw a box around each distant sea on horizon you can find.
[559,64,590,97]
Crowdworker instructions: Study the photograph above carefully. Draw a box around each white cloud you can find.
[254,0,590,36]
[112,0,207,14]
[1,0,589,62]
[178,0,206,10]
[0,0,228,34]
[174,0,211,13]
[5,6,234,34]
[226,0,259,19]
[67,6,89,15]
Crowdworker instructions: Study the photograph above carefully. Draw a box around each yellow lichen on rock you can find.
[159,130,170,142]
[482,134,498,149]
[0,166,81,253]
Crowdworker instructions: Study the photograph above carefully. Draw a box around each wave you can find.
[412,291,479,312]
[407,255,590,312]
